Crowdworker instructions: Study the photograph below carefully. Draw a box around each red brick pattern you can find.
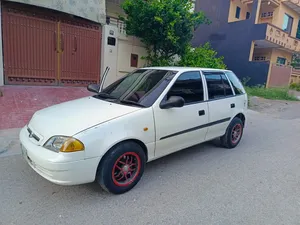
[0,86,90,130]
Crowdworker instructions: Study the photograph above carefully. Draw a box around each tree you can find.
[121,0,210,66]
[178,43,227,69]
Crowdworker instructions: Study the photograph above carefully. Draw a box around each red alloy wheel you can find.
[231,123,242,144]
[112,152,141,187]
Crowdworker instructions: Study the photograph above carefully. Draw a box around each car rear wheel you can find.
[96,141,146,194]
[220,117,244,149]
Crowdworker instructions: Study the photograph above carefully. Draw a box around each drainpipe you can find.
[0,1,4,86]
[255,0,262,24]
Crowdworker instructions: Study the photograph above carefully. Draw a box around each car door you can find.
[203,71,236,141]
[153,71,209,158]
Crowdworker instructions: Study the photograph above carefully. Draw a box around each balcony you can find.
[265,23,300,52]
[241,0,280,5]
[242,0,300,10]
[282,0,300,13]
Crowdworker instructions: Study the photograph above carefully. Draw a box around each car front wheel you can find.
[96,141,146,194]
[220,117,244,149]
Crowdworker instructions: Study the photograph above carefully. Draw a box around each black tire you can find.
[220,117,244,149]
[96,141,146,194]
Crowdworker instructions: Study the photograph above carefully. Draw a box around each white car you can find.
[20,67,247,194]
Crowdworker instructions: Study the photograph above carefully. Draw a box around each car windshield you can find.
[94,69,176,107]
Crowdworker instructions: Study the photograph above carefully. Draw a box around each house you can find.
[193,0,300,87]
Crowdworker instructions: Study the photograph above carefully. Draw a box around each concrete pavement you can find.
[1,110,300,225]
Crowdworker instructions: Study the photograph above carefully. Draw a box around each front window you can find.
[167,71,204,104]
[95,69,177,107]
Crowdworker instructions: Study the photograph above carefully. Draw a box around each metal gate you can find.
[2,5,101,86]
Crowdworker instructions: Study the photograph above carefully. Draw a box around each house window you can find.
[235,7,241,19]
[261,12,273,18]
[246,12,250,19]
[283,14,293,34]
[296,19,300,39]
[277,57,286,65]
[254,56,266,61]
[131,54,138,67]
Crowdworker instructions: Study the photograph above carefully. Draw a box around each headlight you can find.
[43,136,85,153]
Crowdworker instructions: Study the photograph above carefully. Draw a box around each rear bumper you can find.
[19,127,100,185]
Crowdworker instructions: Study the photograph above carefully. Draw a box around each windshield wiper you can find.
[119,100,145,108]
[96,92,117,99]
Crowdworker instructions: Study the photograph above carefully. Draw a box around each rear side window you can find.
[203,72,234,100]
[167,71,204,104]
[221,74,234,96]
[225,71,245,95]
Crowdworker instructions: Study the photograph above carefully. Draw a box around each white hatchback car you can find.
[20,67,247,194]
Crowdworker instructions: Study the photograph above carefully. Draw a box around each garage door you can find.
[2,6,101,86]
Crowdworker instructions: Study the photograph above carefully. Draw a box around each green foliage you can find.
[178,43,226,69]
[121,0,210,66]
[245,86,298,101]
[290,82,300,91]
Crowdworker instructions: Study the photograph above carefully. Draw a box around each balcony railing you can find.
[265,23,300,52]
[109,17,126,35]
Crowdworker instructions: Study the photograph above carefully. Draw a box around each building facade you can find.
[193,0,300,87]
[102,0,147,87]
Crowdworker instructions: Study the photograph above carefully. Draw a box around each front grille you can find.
[27,127,40,142]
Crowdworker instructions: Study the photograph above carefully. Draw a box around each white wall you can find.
[101,22,147,88]
[101,24,119,88]
[117,35,147,78]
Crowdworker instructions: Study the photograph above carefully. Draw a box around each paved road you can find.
[1,111,300,225]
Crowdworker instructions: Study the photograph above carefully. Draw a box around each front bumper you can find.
[19,127,100,185]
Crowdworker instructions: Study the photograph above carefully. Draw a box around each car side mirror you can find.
[160,96,185,109]
[87,84,100,93]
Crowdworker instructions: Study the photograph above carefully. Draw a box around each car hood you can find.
[28,96,141,143]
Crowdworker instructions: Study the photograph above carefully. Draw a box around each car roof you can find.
[142,66,232,73]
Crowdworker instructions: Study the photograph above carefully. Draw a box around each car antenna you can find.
[99,66,110,93]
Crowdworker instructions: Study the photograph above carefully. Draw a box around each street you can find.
[1,110,300,225]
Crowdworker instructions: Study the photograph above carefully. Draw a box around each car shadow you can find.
[82,139,227,194]
[37,138,238,199]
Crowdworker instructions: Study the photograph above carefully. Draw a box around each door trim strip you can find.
[160,117,231,140]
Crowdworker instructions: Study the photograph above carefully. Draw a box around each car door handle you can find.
[231,103,235,108]
[198,110,205,116]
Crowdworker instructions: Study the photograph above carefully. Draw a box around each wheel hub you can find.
[122,165,130,173]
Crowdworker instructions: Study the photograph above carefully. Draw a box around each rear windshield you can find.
[224,71,245,95]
